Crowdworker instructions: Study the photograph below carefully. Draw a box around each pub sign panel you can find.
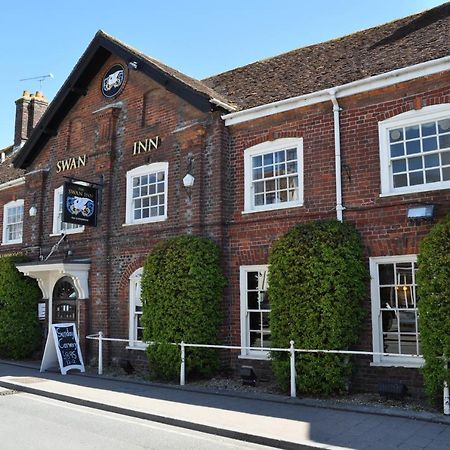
[63,182,98,227]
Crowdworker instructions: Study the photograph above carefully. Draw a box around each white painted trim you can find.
[128,267,146,349]
[52,185,85,236]
[125,162,168,225]
[369,255,423,368]
[379,103,450,196]
[2,199,24,245]
[239,265,269,358]
[0,177,25,192]
[243,138,303,214]
[223,56,450,126]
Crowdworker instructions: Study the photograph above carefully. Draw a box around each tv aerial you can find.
[19,73,54,91]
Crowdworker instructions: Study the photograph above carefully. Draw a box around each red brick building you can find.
[2,3,450,393]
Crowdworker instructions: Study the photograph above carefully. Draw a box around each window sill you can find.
[238,353,270,361]
[126,344,148,351]
[380,183,450,198]
[122,216,167,227]
[242,202,303,215]
[370,359,423,369]
[50,228,84,237]
[1,241,22,246]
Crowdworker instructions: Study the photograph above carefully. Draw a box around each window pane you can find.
[252,155,262,168]
[443,167,450,181]
[263,153,273,166]
[286,149,296,161]
[425,169,440,184]
[382,311,397,333]
[249,312,261,330]
[421,122,436,137]
[380,287,396,308]
[423,137,437,152]
[393,174,407,187]
[247,272,258,290]
[405,125,420,139]
[247,291,259,309]
[442,151,450,165]
[389,128,403,142]
[408,157,422,171]
[439,134,450,149]
[253,168,262,180]
[409,171,424,185]
[392,160,406,173]
[438,118,450,133]
[390,143,404,157]
[424,154,439,168]
[399,311,416,333]
[383,333,400,354]
[379,264,394,285]
[406,140,421,155]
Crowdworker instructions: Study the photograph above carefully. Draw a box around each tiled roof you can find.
[98,31,238,110]
[203,3,450,109]
[0,150,25,184]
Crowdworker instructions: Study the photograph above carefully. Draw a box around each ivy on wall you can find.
[141,235,226,381]
[268,220,367,395]
[417,214,450,403]
[0,256,41,359]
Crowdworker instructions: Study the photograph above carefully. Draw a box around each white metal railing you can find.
[86,332,448,415]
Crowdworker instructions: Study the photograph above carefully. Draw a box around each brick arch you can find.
[245,131,303,150]
[118,258,146,297]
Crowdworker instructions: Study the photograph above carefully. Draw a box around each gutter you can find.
[223,55,450,126]
[0,177,25,192]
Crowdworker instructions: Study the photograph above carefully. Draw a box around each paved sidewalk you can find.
[0,361,449,450]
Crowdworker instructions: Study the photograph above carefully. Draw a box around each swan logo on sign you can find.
[63,182,98,227]
[101,64,126,98]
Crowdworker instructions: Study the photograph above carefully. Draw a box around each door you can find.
[52,276,78,323]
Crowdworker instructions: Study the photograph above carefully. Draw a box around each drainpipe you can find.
[328,89,344,222]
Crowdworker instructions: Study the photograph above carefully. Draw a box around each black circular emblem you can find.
[101,64,126,98]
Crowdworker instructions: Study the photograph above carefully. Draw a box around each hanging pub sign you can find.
[40,323,85,375]
[63,182,98,227]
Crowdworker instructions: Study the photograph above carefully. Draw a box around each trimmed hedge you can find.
[416,214,450,403]
[268,220,367,395]
[141,235,226,381]
[0,256,41,359]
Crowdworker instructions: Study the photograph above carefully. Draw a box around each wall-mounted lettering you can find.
[56,155,87,173]
[133,136,160,155]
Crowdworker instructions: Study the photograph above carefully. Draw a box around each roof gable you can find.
[14,31,234,169]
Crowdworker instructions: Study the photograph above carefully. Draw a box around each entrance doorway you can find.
[52,276,78,323]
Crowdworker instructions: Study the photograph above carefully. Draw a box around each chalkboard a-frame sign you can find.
[40,323,85,375]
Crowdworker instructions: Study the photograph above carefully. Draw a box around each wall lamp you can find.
[183,154,195,199]
[240,365,257,387]
[407,205,435,222]
[29,206,37,217]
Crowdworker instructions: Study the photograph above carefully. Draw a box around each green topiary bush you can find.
[0,256,41,359]
[268,220,367,395]
[141,235,226,381]
[416,214,450,403]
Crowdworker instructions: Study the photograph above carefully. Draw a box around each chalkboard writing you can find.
[56,325,82,367]
[40,323,85,375]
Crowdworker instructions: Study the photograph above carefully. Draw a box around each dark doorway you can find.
[52,276,77,323]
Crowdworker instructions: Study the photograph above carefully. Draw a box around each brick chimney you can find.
[14,90,48,148]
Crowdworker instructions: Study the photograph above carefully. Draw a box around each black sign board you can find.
[101,64,126,98]
[63,182,98,227]
[40,323,85,375]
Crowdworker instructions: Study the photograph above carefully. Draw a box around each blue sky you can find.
[0,0,445,149]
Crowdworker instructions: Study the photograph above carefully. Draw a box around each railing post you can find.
[180,341,186,386]
[444,359,449,415]
[98,331,103,376]
[289,340,296,398]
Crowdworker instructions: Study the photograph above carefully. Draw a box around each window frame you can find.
[379,103,450,197]
[51,185,85,236]
[239,265,270,359]
[243,138,303,214]
[128,267,146,349]
[369,254,423,368]
[124,162,168,226]
[2,199,24,245]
